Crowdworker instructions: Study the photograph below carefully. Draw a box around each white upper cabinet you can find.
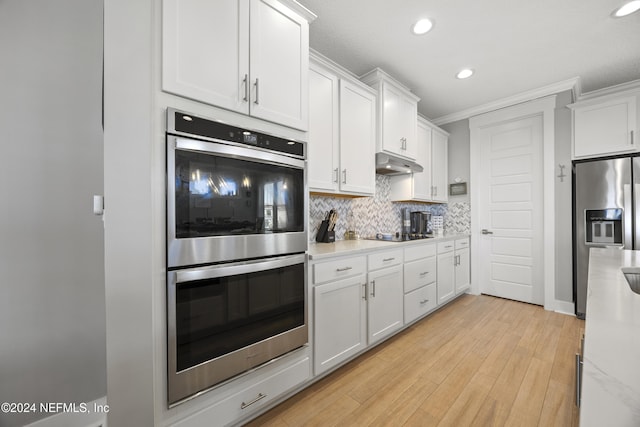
[431,127,449,203]
[361,68,420,160]
[389,117,448,203]
[308,63,339,192]
[339,79,376,195]
[162,0,313,130]
[570,92,639,159]
[308,54,376,196]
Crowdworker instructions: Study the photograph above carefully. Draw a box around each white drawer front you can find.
[404,284,437,324]
[437,240,455,254]
[368,249,404,271]
[404,257,436,293]
[173,357,310,427]
[404,243,436,262]
[313,256,366,284]
[455,238,470,249]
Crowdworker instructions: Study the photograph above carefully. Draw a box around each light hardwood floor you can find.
[246,294,584,427]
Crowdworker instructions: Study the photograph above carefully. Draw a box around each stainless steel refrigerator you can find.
[573,156,640,318]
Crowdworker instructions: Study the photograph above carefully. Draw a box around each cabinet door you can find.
[249,0,309,130]
[400,95,418,159]
[413,120,433,200]
[381,82,406,157]
[573,96,637,158]
[367,265,404,345]
[308,64,339,192]
[339,79,376,195]
[431,130,448,202]
[437,252,455,304]
[455,248,470,294]
[162,0,250,114]
[314,275,367,375]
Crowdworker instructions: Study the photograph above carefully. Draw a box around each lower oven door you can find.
[167,253,307,405]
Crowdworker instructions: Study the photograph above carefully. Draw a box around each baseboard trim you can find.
[554,300,575,316]
[24,396,107,427]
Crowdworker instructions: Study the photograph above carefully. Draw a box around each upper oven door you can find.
[167,135,308,268]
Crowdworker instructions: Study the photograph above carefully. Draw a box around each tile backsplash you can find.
[310,175,471,241]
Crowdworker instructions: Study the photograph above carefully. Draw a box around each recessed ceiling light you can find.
[612,0,640,17]
[412,18,434,35]
[456,68,474,79]
[182,115,193,121]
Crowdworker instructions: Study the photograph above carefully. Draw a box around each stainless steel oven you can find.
[165,108,308,405]
[167,108,307,269]
[167,254,307,405]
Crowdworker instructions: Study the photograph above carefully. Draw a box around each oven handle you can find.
[174,136,305,170]
[175,253,306,284]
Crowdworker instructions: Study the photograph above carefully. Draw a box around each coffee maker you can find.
[410,211,433,238]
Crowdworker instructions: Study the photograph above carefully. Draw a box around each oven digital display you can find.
[242,132,257,145]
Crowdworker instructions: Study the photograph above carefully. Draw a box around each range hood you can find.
[375,152,424,176]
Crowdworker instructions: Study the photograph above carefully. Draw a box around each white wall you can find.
[0,1,106,426]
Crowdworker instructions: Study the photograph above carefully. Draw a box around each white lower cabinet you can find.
[367,264,404,344]
[455,238,470,294]
[403,242,437,323]
[437,241,456,305]
[438,238,471,304]
[173,355,310,427]
[313,274,367,375]
[404,283,437,324]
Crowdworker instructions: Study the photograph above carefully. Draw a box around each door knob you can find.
[481,229,493,235]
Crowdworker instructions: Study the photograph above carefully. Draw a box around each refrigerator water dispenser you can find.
[585,209,623,245]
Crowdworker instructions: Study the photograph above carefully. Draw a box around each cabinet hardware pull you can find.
[383,257,395,262]
[420,299,429,304]
[342,169,347,184]
[371,280,376,297]
[481,229,493,235]
[242,74,248,102]
[241,393,267,410]
[420,271,429,276]
[254,78,259,104]
[333,168,339,183]
[336,266,353,272]
[362,283,367,300]
[632,130,635,145]
[575,353,583,407]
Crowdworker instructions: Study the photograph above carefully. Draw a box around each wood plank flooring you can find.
[245,294,584,427]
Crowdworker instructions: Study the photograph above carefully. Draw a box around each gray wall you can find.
[554,90,574,303]
[0,1,106,426]
[441,119,471,204]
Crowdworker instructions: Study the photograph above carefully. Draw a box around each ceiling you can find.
[297,0,640,124]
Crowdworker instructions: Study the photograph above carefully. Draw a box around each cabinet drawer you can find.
[455,238,469,249]
[368,249,403,271]
[404,243,436,262]
[437,240,455,254]
[404,257,436,293]
[173,357,310,427]
[404,284,437,324]
[313,256,366,284]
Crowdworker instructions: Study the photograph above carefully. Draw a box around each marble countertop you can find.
[308,233,469,260]
[580,248,640,426]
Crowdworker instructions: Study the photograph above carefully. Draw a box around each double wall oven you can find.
[166,108,308,405]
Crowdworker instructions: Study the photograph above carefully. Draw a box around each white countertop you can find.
[308,233,469,260]
[580,248,640,426]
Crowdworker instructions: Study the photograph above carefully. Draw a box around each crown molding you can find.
[432,76,581,126]
[576,78,640,101]
[277,0,317,22]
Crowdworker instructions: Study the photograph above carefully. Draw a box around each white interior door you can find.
[476,115,544,305]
